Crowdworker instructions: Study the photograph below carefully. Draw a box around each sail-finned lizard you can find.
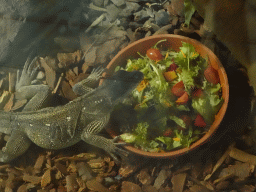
[0,57,143,162]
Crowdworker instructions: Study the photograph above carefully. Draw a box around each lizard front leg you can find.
[72,66,104,95]
[81,115,128,162]
[15,56,52,111]
[0,129,31,162]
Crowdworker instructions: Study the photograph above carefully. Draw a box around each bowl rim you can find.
[104,34,229,158]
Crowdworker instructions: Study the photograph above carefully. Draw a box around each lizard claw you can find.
[113,136,127,146]
[88,66,105,81]
[16,56,39,90]
[100,137,129,164]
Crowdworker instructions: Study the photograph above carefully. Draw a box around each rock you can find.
[95,35,128,66]
[171,173,187,192]
[118,2,140,18]
[54,36,80,53]
[134,9,152,22]
[83,46,97,66]
[92,0,105,7]
[137,168,154,185]
[153,169,169,190]
[155,9,170,26]
[121,181,142,192]
[104,177,115,186]
[111,0,126,7]
[143,18,160,32]
[106,4,121,21]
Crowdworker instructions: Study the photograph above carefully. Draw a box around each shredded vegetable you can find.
[115,40,223,152]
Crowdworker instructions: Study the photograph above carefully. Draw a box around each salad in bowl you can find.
[102,35,228,158]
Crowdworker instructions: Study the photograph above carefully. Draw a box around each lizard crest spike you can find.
[0,58,143,162]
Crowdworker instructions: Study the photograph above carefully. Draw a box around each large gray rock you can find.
[0,0,82,69]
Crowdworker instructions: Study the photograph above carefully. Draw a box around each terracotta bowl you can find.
[101,34,229,158]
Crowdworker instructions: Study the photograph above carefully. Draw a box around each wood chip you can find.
[34,155,46,174]
[23,174,42,184]
[73,66,79,76]
[190,185,211,192]
[82,63,90,74]
[17,184,28,192]
[41,169,52,188]
[39,57,56,90]
[0,164,10,170]
[239,185,256,192]
[137,168,153,185]
[215,180,230,191]
[0,91,11,110]
[219,162,254,180]
[71,73,89,86]
[121,181,142,192]
[141,185,158,192]
[188,176,214,192]
[204,142,235,181]
[6,172,15,189]
[8,72,16,93]
[60,80,77,101]
[229,147,256,165]
[76,162,94,181]
[213,173,234,184]
[43,56,59,71]
[87,157,105,169]
[0,78,6,90]
[154,169,170,190]
[57,51,81,68]
[171,173,187,192]
[4,93,14,112]
[66,173,79,192]
[119,164,137,178]
[55,162,68,176]
[86,179,110,192]
[11,99,27,111]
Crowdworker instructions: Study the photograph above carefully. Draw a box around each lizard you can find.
[0,56,144,162]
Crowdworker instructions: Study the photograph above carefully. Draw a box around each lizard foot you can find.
[88,66,105,81]
[16,56,39,90]
[0,151,10,163]
[108,137,130,164]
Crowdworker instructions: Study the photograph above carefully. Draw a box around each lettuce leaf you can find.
[184,0,196,27]
[174,129,199,148]
[169,116,186,128]
[120,133,136,143]
[156,136,173,150]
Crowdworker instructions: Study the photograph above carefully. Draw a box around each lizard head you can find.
[102,70,144,103]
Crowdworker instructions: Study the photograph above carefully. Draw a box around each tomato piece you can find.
[176,92,189,105]
[167,63,178,71]
[204,65,220,84]
[163,128,173,137]
[194,114,207,128]
[171,81,185,97]
[146,48,163,61]
[180,115,192,127]
[192,88,204,98]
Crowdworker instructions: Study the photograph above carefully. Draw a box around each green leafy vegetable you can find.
[120,133,136,143]
[184,0,196,27]
[115,40,224,152]
[174,128,199,148]
[169,116,186,129]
